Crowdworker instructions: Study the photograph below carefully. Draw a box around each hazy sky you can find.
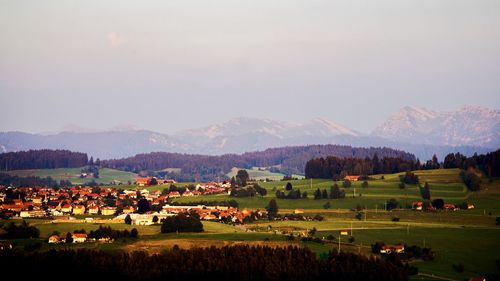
[1,0,499,134]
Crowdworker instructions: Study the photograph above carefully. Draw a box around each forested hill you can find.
[102,145,415,180]
[0,149,88,171]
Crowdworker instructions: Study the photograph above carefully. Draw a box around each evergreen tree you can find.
[124,214,132,225]
[266,199,279,218]
[321,189,328,199]
[314,188,322,200]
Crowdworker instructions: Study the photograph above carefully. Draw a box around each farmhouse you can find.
[443,203,457,211]
[380,244,405,254]
[344,175,360,181]
[48,235,62,244]
[72,233,87,243]
[135,178,151,187]
[340,230,349,236]
[412,202,423,211]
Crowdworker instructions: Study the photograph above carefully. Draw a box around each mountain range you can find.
[1,106,498,161]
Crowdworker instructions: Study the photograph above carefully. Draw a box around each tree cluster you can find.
[0,221,40,239]
[230,183,267,198]
[313,185,346,200]
[275,188,306,199]
[160,213,203,233]
[87,225,138,240]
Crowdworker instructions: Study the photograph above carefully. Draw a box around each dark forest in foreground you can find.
[0,246,409,281]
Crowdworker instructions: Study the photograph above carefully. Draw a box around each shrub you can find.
[453,263,465,273]
[124,214,132,225]
[342,180,352,188]
[400,172,419,185]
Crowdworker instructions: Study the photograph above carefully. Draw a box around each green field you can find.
[7,167,138,185]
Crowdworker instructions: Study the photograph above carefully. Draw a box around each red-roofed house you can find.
[344,175,360,181]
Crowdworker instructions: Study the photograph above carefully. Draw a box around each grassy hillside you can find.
[226,167,300,181]
[6,167,138,185]
[175,169,475,210]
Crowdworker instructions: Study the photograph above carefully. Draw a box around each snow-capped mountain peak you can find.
[373,106,499,148]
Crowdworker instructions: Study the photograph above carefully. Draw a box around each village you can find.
[0,177,274,243]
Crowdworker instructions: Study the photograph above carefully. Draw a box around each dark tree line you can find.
[0,149,88,171]
[87,225,138,240]
[443,150,500,177]
[101,145,415,181]
[0,246,409,281]
[305,154,419,179]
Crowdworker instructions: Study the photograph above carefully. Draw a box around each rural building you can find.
[48,235,61,244]
[167,191,181,198]
[88,206,99,215]
[0,242,13,250]
[72,233,87,243]
[412,202,423,211]
[380,245,405,254]
[101,207,117,216]
[135,178,151,186]
[294,209,304,214]
[122,206,135,214]
[60,204,72,213]
[73,205,86,215]
[344,175,360,181]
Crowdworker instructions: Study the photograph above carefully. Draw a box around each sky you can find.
[1,0,499,134]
